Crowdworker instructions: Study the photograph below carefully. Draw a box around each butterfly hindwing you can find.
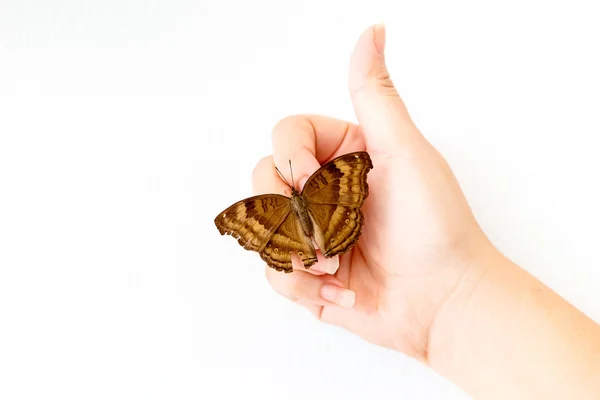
[301,151,373,257]
[307,204,364,258]
[259,211,318,273]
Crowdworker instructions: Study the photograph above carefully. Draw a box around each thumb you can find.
[348,24,422,154]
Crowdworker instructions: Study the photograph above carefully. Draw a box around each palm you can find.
[319,151,483,359]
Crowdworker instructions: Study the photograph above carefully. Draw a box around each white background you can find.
[1,1,599,399]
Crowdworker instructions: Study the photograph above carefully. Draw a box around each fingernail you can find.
[322,256,339,274]
[313,252,339,275]
[320,284,355,308]
[373,22,386,55]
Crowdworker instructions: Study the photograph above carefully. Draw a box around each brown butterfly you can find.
[214,151,373,273]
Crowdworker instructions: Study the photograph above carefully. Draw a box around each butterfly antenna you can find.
[275,166,293,189]
[288,159,295,191]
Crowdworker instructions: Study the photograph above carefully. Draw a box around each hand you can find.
[252,24,494,362]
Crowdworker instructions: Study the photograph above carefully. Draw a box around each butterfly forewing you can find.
[301,151,372,206]
[214,194,291,252]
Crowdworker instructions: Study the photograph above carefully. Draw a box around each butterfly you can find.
[214,151,373,273]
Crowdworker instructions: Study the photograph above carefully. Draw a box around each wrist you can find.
[426,242,515,383]
[426,242,600,399]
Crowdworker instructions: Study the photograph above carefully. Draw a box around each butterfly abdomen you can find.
[291,191,314,238]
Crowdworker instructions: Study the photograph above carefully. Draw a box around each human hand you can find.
[252,24,495,363]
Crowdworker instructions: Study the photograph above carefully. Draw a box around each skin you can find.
[251,24,600,399]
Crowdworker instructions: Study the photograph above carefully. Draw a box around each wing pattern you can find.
[214,194,291,252]
[259,212,318,273]
[302,151,373,257]
[307,203,364,258]
[301,151,373,206]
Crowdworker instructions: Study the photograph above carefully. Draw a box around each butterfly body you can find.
[290,189,314,238]
[214,151,373,273]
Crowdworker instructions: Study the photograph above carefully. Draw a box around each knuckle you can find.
[313,306,325,321]
[271,115,294,137]
[265,267,300,299]
[264,267,286,294]
[271,114,306,141]
[372,70,398,97]
[264,266,274,285]
[284,277,301,299]
[344,122,363,144]
[252,155,273,181]
[350,68,398,98]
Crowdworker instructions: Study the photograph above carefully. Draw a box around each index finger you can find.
[271,115,365,191]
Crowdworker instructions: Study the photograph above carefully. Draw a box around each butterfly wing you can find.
[214,194,291,252]
[214,194,317,273]
[301,151,373,257]
[259,211,318,273]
